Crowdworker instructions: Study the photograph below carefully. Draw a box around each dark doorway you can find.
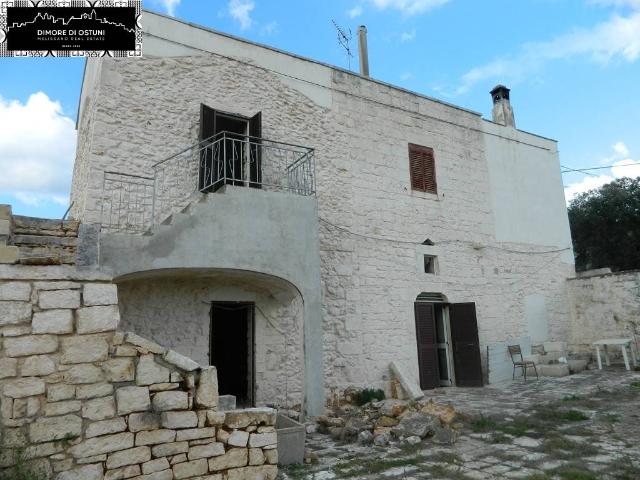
[210,302,255,407]
[199,104,262,192]
[449,302,483,387]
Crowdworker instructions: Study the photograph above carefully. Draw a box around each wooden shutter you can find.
[414,302,440,390]
[200,104,217,141]
[249,112,262,188]
[450,302,483,387]
[408,143,437,194]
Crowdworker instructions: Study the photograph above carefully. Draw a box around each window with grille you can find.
[408,143,437,194]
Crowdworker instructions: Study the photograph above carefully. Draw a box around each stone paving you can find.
[279,367,640,480]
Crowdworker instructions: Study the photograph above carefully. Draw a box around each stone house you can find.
[67,11,575,417]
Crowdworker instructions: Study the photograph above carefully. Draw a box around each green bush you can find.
[353,388,385,406]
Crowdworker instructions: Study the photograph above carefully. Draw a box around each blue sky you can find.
[1,0,639,218]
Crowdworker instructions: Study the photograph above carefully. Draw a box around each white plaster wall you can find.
[71,16,576,399]
[117,275,304,408]
[568,271,640,350]
[483,121,574,258]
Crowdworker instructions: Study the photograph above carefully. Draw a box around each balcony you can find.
[101,132,315,233]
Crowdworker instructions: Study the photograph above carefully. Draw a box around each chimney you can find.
[358,25,369,77]
[490,85,515,128]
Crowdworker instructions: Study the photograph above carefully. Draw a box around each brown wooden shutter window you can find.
[408,143,437,194]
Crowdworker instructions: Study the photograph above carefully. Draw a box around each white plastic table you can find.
[592,338,638,371]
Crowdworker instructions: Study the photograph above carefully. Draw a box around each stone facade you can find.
[0,267,278,479]
[568,270,640,351]
[68,13,575,408]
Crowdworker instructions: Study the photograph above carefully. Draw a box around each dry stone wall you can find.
[568,270,640,351]
[0,266,278,480]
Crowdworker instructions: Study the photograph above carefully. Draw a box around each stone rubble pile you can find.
[315,389,463,448]
[0,275,278,480]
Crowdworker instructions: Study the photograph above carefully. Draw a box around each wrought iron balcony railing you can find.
[100,132,315,233]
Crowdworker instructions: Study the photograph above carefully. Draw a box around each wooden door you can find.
[414,302,440,390]
[450,302,483,387]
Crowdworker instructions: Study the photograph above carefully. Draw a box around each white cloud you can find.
[228,0,255,30]
[347,6,363,18]
[450,10,640,96]
[400,29,416,42]
[564,142,640,202]
[590,0,640,8]
[261,21,278,35]
[155,0,180,16]
[368,0,450,16]
[0,92,76,208]
[400,72,414,80]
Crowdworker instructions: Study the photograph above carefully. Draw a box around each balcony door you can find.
[199,104,262,192]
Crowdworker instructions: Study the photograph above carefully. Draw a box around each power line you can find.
[561,162,640,175]
[319,217,571,254]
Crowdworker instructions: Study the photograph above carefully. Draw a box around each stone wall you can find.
[568,270,640,351]
[0,266,278,480]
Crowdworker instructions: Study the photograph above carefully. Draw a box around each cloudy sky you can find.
[1,0,640,218]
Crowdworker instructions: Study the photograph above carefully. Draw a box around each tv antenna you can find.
[332,20,353,70]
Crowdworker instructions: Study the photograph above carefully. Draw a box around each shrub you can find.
[352,388,385,406]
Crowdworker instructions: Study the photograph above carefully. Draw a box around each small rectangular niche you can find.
[423,255,438,274]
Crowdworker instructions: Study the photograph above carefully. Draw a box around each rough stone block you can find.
[86,417,127,438]
[0,282,31,301]
[0,245,19,264]
[208,448,249,471]
[218,395,236,411]
[62,364,104,384]
[47,383,75,402]
[537,364,570,377]
[0,357,18,378]
[264,448,277,464]
[150,441,189,457]
[102,358,135,382]
[152,391,188,411]
[1,324,31,336]
[83,283,118,306]
[175,427,215,442]
[161,411,198,429]
[29,414,82,443]
[82,396,116,420]
[116,386,151,415]
[21,355,56,376]
[38,289,80,309]
[195,366,218,409]
[124,332,165,354]
[207,410,226,426]
[61,335,109,364]
[4,335,58,357]
[187,442,225,460]
[172,458,208,479]
[248,432,277,448]
[44,400,81,416]
[76,305,120,333]
[4,377,46,398]
[106,446,151,469]
[136,429,176,446]
[76,383,113,399]
[69,432,134,458]
[228,430,249,447]
[163,349,200,371]
[55,463,103,480]
[0,301,32,326]
[141,457,170,475]
[137,354,171,386]
[224,408,277,429]
[32,309,73,334]
[249,448,265,466]
[128,412,161,432]
[226,465,277,480]
[103,464,140,480]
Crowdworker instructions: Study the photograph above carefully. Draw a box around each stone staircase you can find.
[0,204,79,265]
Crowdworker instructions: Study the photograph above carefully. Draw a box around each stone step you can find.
[16,245,76,265]
[11,234,78,247]
[12,215,79,237]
